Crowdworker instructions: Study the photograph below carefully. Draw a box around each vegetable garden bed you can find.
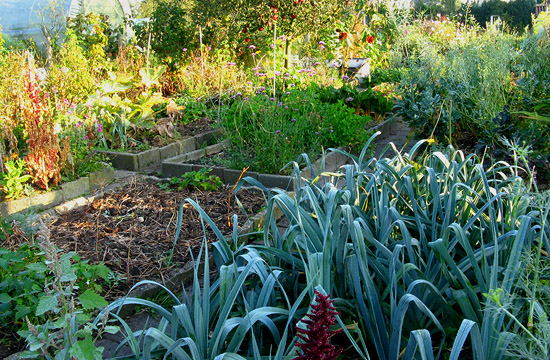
[162,140,350,191]
[97,128,223,172]
[8,178,267,303]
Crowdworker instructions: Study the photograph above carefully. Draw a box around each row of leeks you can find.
[95,133,550,360]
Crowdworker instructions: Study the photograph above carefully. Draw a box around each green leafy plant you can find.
[392,16,521,148]
[88,67,169,150]
[317,83,394,118]
[134,0,199,64]
[18,230,118,360]
[0,239,113,353]
[0,159,32,199]
[220,87,373,174]
[0,218,11,242]
[66,12,122,67]
[169,168,223,191]
[0,243,46,332]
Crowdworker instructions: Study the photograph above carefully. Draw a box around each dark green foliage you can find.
[0,219,11,242]
[221,92,323,173]
[414,0,460,16]
[361,67,403,87]
[0,244,45,330]
[0,242,112,343]
[469,0,536,32]
[134,0,202,63]
[66,12,124,59]
[317,84,394,116]
[220,86,373,174]
[394,76,466,144]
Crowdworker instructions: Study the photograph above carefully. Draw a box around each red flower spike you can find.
[292,291,343,360]
[367,35,375,43]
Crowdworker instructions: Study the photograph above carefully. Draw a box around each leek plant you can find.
[242,132,549,359]
[94,201,296,359]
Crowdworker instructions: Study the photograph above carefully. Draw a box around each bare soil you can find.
[175,117,217,137]
[46,179,265,300]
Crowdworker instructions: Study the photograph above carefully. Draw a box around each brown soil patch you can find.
[175,117,217,137]
[46,179,265,300]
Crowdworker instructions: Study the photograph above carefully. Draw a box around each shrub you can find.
[470,0,536,32]
[134,0,200,63]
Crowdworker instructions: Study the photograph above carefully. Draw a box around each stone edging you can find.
[98,129,223,172]
[369,116,397,141]
[162,143,349,192]
[0,167,114,218]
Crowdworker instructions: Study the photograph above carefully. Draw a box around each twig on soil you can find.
[126,223,134,283]
[227,167,249,227]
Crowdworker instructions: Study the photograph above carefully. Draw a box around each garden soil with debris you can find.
[175,116,217,137]
[46,179,265,300]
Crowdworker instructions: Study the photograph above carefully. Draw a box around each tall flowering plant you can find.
[21,54,60,190]
[293,290,343,360]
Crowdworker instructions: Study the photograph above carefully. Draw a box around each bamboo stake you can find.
[273,24,277,99]
[200,26,204,83]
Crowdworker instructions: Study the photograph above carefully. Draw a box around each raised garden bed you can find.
[21,178,267,302]
[98,128,223,172]
[162,141,349,191]
[0,167,114,218]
